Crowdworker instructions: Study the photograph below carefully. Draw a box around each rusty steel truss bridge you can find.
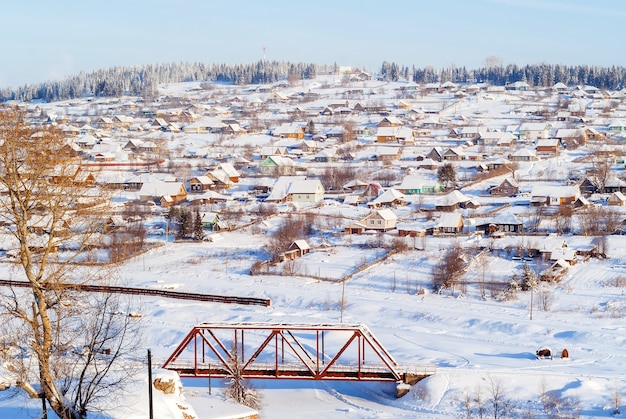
[162,322,434,386]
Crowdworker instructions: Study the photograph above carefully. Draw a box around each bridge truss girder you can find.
[162,322,404,382]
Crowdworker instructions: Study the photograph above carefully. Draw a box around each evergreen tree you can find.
[167,206,180,223]
[193,208,205,241]
[521,262,538,291]
[175,207,192,240]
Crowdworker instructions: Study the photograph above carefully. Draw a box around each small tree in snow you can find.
[611,381,621,415]
[224,342,261,409]
[192,208,205,241]
[487,377,515,419]
[536,286,555,312]
[432,243,466,291]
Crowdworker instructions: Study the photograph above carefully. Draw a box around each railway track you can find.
[0,279,270,307]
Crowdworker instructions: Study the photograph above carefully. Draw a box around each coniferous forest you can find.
[2,60,626,103]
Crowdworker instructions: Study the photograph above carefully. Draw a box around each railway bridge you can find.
[162,322,435,396]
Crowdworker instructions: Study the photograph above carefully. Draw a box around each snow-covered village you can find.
[0,61,626,419]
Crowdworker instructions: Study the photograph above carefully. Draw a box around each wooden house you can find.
[426,147,444,162]
[442,147,466,161]
[458,126,487,139]
[185,117,227,133]
[95,117,114,130]
[314,148,338,163]
[217,163,240,183]
[206,169,234,189]
[417,158,439,170]
[265,176,307,203]
[300,140,319,153]
[396,174,443,195]
[552,82,568,93]
[259,146,288,160]
[139,182,188,206]
[148,118,168,131]
[272,122,305,139]
[530,185,580,206]
[367,188,405,208]
[189,176,214,193]
[376,126,399,143]
[74,134,98,149]
[602,176,626,194]
[607,191,626,206]
[396,223,426,237]
[276,240,311,262]
[573,195,590,209]
[359,183,383,202]
[555,128,586,147]
[395,127,415,144]
[489,178,519,197]
[353,209,398,232]
[397,100,411,110]
[320,106,335,116]
[540,259,569,282]
[376,116,403,127]
[123,139,156,154]
[112,115,133,128]
[431,213,463,235]
[344,221,367,235]
[200,212,222,231]
[476,214,524,236]
[536,138,560,155]
[286,179,325,203]
[435,190,474,212]
[372,146,402,163]
[509,148,537,162]
[224,123,247,135]
[260,155,297,175]
[519,122,549,141]
[477,131,516,147]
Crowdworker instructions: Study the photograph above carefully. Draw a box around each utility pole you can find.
[340,280,345,323]
[530,285,534,321]
[148,349,154,419]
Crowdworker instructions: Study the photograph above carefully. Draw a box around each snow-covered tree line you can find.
[0,61,321,103]
[5,59,626,103]
[381,61,626,89]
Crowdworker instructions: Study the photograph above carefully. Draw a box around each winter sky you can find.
[1,0,625,88]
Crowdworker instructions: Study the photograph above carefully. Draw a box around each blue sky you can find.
[1,0,625,88]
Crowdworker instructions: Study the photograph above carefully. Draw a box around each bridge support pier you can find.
[396,373,433,398]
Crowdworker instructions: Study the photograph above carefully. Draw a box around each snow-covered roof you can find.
[437,190,471,206]
[369,188,405,205]
[266,176,307,201]
[369,208,397,221]
[287,179,323,195]
[437,212,463,228]
[530,184,579,198]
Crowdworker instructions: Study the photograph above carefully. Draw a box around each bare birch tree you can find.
[0,107,140,418]
[590,147,615,193]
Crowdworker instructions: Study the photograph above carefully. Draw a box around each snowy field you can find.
[2,229,623,418]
